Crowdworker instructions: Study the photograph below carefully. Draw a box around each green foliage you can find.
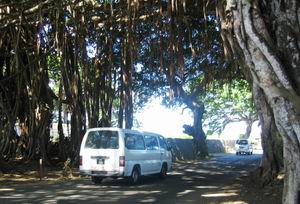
[203,79,257,136]
[47,55,61,95]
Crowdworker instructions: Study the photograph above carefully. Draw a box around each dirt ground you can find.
[0,153,283,204]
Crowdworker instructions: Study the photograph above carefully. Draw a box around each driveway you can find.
[0,152,281,204]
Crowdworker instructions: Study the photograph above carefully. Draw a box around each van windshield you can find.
[85,130,119,149]
[237,140,248,145]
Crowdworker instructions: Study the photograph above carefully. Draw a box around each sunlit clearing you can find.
[136,98,193,137]
[202,192,238,198]
[220,202,248,204]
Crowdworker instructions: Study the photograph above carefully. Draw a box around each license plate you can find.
[97,159,105,165]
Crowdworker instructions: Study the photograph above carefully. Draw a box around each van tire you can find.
[129,166,140,185]
[159,163,167,179]
[91,176,103,184]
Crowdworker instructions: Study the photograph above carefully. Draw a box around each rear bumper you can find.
[80,169,124,177]
[236,149,252,153]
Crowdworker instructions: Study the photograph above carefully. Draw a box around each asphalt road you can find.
[1,152,276,204]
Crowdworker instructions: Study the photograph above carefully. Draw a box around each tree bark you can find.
[124,35,134,129]
[122,1,135,130]
[192,104,208,158]
[218,1,300,203]
[242,120,252,139]
[118,49,125,128]
[58,80,66,161]
[253,82,283,186]
[180,86,208,158]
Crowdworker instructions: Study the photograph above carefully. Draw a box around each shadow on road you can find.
[0,153,281,204]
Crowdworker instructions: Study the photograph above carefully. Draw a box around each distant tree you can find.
[204,79,257,139]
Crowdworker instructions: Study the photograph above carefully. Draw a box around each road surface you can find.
[0,152,280,204]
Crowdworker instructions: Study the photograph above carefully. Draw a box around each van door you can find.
[124,133,148,175]
[158,136,171,167]
[82,130,120,174]
[144,135,161,173]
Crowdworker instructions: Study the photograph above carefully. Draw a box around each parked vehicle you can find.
[235,139,253,155]
[79,127,172,184]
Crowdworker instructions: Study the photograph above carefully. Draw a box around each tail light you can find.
[119,156,125,167]
[79,156,82,166]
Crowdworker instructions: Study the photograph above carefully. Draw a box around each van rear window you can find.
[85,130,119,149]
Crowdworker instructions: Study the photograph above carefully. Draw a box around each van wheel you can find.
[130,167,140,185]
[91,176,103,184]
[159,164,167,179]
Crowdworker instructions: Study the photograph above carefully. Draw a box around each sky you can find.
[135,98,193,137]
[135,98,261,140]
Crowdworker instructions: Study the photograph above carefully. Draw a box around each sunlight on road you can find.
[176,189,195,197]
[0,188,15,192]
[202,192,238,197]
[195,186,218,189]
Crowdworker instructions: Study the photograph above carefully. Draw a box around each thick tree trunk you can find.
[61,31,85,165]
[193,104,208,158]
[183,103,208,158]
[253,82,283,186]
[219,1,300,203]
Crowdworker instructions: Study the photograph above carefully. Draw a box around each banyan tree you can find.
[0,0,299,203]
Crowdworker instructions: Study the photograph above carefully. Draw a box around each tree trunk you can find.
[183,102,208,158]
[253,82,283,186]
[243,120,252,139]
[91,53,101,128]
[99,34,114,127]
[218,1,300,203]
[123,2,134,129]
[58,81,66,161]
[124,39,134,129]
[118,52,125,128]
[80,9,91,129]
[61,31,85,165]
[193,104,208,158]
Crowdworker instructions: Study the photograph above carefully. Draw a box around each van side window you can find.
[144,135,159,150]
[85,130,119,149]
[158,136,168,150]
[125,133,145,150]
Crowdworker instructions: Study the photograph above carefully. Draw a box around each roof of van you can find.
[86,127,164,136]
[87,127,139,131]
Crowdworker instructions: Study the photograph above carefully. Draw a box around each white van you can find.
[235,139,253,155]
[79,127,172,184]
